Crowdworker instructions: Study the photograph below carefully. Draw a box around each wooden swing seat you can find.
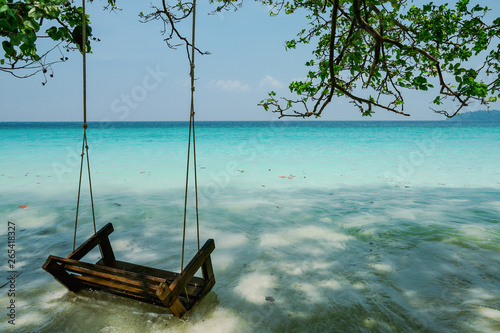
[42,223,215,318]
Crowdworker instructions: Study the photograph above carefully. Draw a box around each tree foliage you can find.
[2,0,499,118]
[256,0,500,118]
[139,0,500,118]
[0,0,116,82]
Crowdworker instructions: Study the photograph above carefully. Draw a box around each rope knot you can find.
[82,123,88,129]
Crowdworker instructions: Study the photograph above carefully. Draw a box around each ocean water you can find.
[0,120,499,333]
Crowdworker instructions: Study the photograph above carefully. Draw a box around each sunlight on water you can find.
[1,121,499,332]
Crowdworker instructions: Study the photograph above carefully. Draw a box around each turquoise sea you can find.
[1,121,499,332]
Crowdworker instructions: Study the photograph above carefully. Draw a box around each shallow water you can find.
[1,121,499,332]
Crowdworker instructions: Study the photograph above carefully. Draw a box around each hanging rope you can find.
[181,0,200,272]
[73,0,97,251]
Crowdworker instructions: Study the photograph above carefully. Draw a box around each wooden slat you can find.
[202,255,215,282]
[102,260,206,288]
[72,275,157,301]
[156,282,188,317]
[100,287,167,306]
[99,285,191,309]
[42,256,84,292]
[67,223,114,260]
[157,239,215,306]
[53,255,204,297]
[71,274,170,305]
[98,235,115,265]
[64,264,159,293]
[75,274,193,314]
[52,256,167,284]
[197,276,215,303]
[65,264,202,297]
[98,259,178,282]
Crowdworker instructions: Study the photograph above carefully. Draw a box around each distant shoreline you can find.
[2,111,500,124]
[446,110,500,121]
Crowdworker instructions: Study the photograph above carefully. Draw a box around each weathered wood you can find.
[73,276,160,303]
[97,259,179,283]
[98,235,115,265]
[55,256,165,284]
[157,239,215,307]
[73,257,203,296]
[67,223,114,260]
[64,264,159,293]
[42,256,83,292]
[43,223,216,318]
[195,276,215,306]
[157,282,188,317]
[202,255,215,282]
[106,260,206,289]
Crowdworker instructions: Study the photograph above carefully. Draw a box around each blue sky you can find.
[0,0,499,121]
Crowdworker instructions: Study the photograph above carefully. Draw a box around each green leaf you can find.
[46,26,58,37]
[433,96,443,105]
[25,19,40,32]
[0,18,12,30]
[0,5,10,14]
[28,8,45,20]
[20,42,36,57]
[2,40,15,57]
[45,5,61,18]
[9,34,20,46]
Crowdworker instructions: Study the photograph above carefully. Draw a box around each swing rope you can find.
[73,0,97,251]
[181,0,200,272]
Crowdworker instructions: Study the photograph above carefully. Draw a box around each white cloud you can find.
[259,75,284,89]
[209,79,250,91]
[291,77,307,83]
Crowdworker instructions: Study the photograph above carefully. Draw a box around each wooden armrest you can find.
[157,239,215,305]
[66,223,114,260]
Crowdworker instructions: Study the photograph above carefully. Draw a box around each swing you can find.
[42,0,214,318]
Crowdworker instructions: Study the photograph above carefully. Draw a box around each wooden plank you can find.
[67,223,114,260]
[169,296,188,318]
[197,276,215,301]
[202,255,215,282]
[64,264,159,293]
[72,276,158,303]
[99,259,178,282]
[76,279,184,309]
[72,274,154,296]
[99,287,166,306]
[53,256,202,298]
[157,239,215,306]
[42,256,83,292]
[156,282,187,318]
[53,256,166,284]
[183,276,215,311]
[98,235,115,265]
[102,260,206,288]
[68,264,203,298]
